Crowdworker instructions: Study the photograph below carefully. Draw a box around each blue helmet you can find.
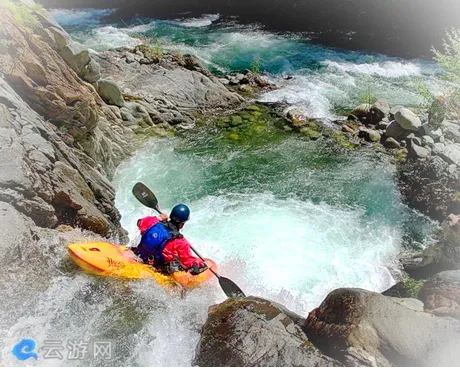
[170,204,190,224]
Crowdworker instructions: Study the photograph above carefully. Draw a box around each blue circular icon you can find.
[12,339,38,360]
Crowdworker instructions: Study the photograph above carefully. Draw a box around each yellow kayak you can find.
[68,241,217,289]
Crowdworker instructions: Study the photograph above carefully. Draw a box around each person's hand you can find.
[189,262,208,275]
[159,213,168,221]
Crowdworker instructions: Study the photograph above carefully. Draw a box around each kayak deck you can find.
[68,241,216,288]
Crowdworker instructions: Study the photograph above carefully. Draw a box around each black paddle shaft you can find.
[132,182,246,298]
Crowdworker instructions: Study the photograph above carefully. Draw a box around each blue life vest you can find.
[137,222,174,266]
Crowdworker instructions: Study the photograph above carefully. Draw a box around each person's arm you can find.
[165,238,207,274]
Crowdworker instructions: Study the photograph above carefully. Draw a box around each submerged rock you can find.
[304,288,460,366]
[194,297,338,367]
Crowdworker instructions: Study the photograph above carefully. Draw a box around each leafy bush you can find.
[0,0,42,29]
[404,278,424,298]
[432,28,460,84]
[432,28,460,121]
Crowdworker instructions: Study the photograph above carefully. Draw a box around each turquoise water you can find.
[51,8,443,119]
[0,9,437,366]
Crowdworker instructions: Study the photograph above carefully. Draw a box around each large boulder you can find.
[0,75,127,240]
[372,99,390,118]
[193,297,338,367]
[303,288,460,366]
[394,108,422,131]
[96,78,125,107]
[0,7,100,142]
[385,120,409,139]
[47,24,101,83]
[93,48,244,126]
[419,270,460,319]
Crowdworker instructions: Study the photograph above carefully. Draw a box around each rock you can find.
[408,143,430,159]
[395,108,422,131]
[358,128,381,142]
[81,58,101,83]
[390,104,404,117]
[120,101,153,127]
[376,120,390,130]
[342,125,355,134]
[440,135,446,143]
[385,120,409,139]
[443,121,460,143]
[93,49,243,127]
[432,142,446,156]
[230,115,244,127]
[218,78,229,85]
[350,103,371,118]
[438,143,460,166]
[382,281,414,298]
[390,297,424,311]
[371,99,390,120]
[193,297,338,367]
[300,127,322,140]
[0,201,35,263]
[96,78,125,107]
[1,9,100,142]
[0,75,127,240]
[427,127,444,140]
[419,270,460,319]
[384,137,401,149]
[239,84,253,94]
[304,288,460,366]
[406,133,422,147]
[422,135,435,147]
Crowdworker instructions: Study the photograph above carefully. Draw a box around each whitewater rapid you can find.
[50,8,443,121]
[0,9,440,367]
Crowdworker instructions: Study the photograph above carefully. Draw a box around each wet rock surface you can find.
[193,297,338,367]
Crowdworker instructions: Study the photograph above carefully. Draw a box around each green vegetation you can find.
[58,125,68,134]
[431,28,460,121]
[251,57,261,75]
[0,0,42,29]
[432,28,460,84]
[359,85,377,106]
[404,278,424,298]
[150,40,163,59]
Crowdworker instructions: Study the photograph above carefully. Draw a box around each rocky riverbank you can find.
[2,1,460,367]
[0,0,244,254]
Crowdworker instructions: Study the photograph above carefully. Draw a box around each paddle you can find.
[132,182,246,298]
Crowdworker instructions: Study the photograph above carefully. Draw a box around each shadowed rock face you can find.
[420,270,460,319]
[304,288,460,366]
[38,0,460,58]
[193,296,338,367]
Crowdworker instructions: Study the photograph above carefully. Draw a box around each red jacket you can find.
[137,216,204,269]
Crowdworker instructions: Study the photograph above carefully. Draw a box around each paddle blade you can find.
[132,182,160,211]
[218,276,246,298]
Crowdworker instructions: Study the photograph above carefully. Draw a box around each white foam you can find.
[49,8,116,26]
[175,14,220,28]
[324,59,423,78]
[79,25,143,51]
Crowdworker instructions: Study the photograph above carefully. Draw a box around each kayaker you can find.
[132,204,209,275]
